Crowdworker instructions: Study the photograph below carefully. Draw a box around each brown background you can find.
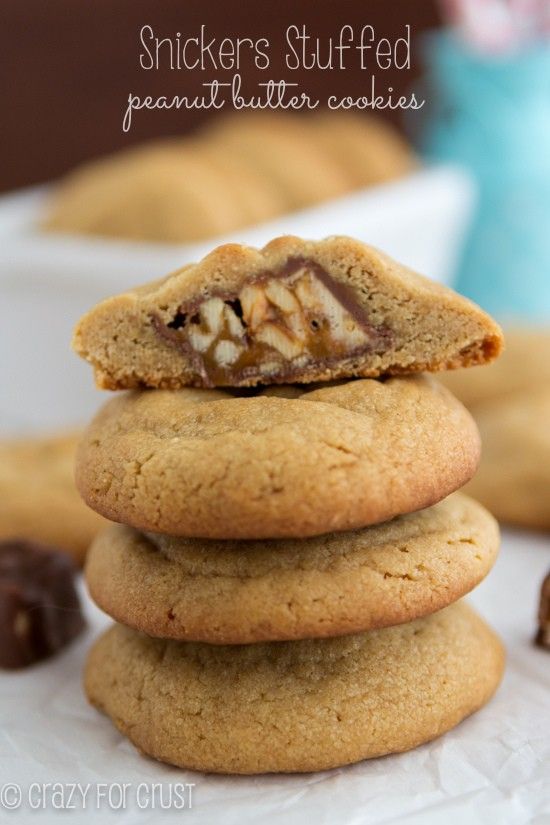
[0,0,439,193]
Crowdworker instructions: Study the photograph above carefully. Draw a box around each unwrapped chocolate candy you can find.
[0,539,85,669]
[535,570,550,650]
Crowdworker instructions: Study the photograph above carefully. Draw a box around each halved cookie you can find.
[439,327,550,409]
[75,376,480,538]
[85,602,504,774]
[72,235,503,390]
[86,494,499,643]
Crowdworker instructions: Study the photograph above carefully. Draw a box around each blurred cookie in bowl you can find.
[41,139,262,243]
[312,111,418,189]
[195,141,286,227]
[203,111,351,211]
[0,432,107,565]
[41,112,418,244]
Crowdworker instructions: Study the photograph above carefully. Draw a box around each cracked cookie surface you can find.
[85,493,499,643]
[75,376,480,539]
[73,235,503,390]
[85,601,504,774]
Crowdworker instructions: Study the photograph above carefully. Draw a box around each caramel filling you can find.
[154,257,391,386]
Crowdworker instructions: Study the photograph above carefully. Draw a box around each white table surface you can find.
[0,528,549,825]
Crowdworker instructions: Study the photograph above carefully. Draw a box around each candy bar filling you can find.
[153,257,391,386]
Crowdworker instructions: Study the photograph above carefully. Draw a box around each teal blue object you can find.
[420,31,550,321]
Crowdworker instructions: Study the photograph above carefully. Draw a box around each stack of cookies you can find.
[75,236,505,774]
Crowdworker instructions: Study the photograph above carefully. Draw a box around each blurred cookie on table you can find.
[440,328,550,531]
[0,433,107,566]
[439,328,550,407]
[465,388,550,531]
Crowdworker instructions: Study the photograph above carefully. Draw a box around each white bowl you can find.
[0,165,474,434]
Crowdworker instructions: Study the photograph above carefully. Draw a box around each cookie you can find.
[76,376,480,539]
[0,433,107,565]
[205,112,350,210]
[42,140,256,243]
[312,111,417,188]
[439,328,550,409]
[72,234,503,390]
[85,601,504,774]
[195,142,287,228]
[86,493,499,643]
[465,388,550,530]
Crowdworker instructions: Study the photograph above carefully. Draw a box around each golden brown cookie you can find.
[73,235,503,390]
[465,388,550,530]
[85,601,504,774]
[205,112,350,210]
[86,493,499,643]
[42,140,257,243]
[312,111,417,188]
[75,377,480,539]
[0,433,107,565]
[195,141,286,227]
[439,328,550,409]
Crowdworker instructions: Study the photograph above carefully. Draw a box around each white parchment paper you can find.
[0,528,549,825]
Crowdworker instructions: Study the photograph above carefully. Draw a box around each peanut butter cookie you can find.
[312,111,417,188]
[85,601,504,774]
[86,494,499,643]
[42,140,264,243]
[0,433,107,565]
[465,388,550,530]
[75,377,480,539]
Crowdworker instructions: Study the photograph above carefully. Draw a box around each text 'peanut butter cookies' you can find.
[86,494,499,644]
[85,602,504,774]
[75,376,480,539]
[73,235,503,390]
